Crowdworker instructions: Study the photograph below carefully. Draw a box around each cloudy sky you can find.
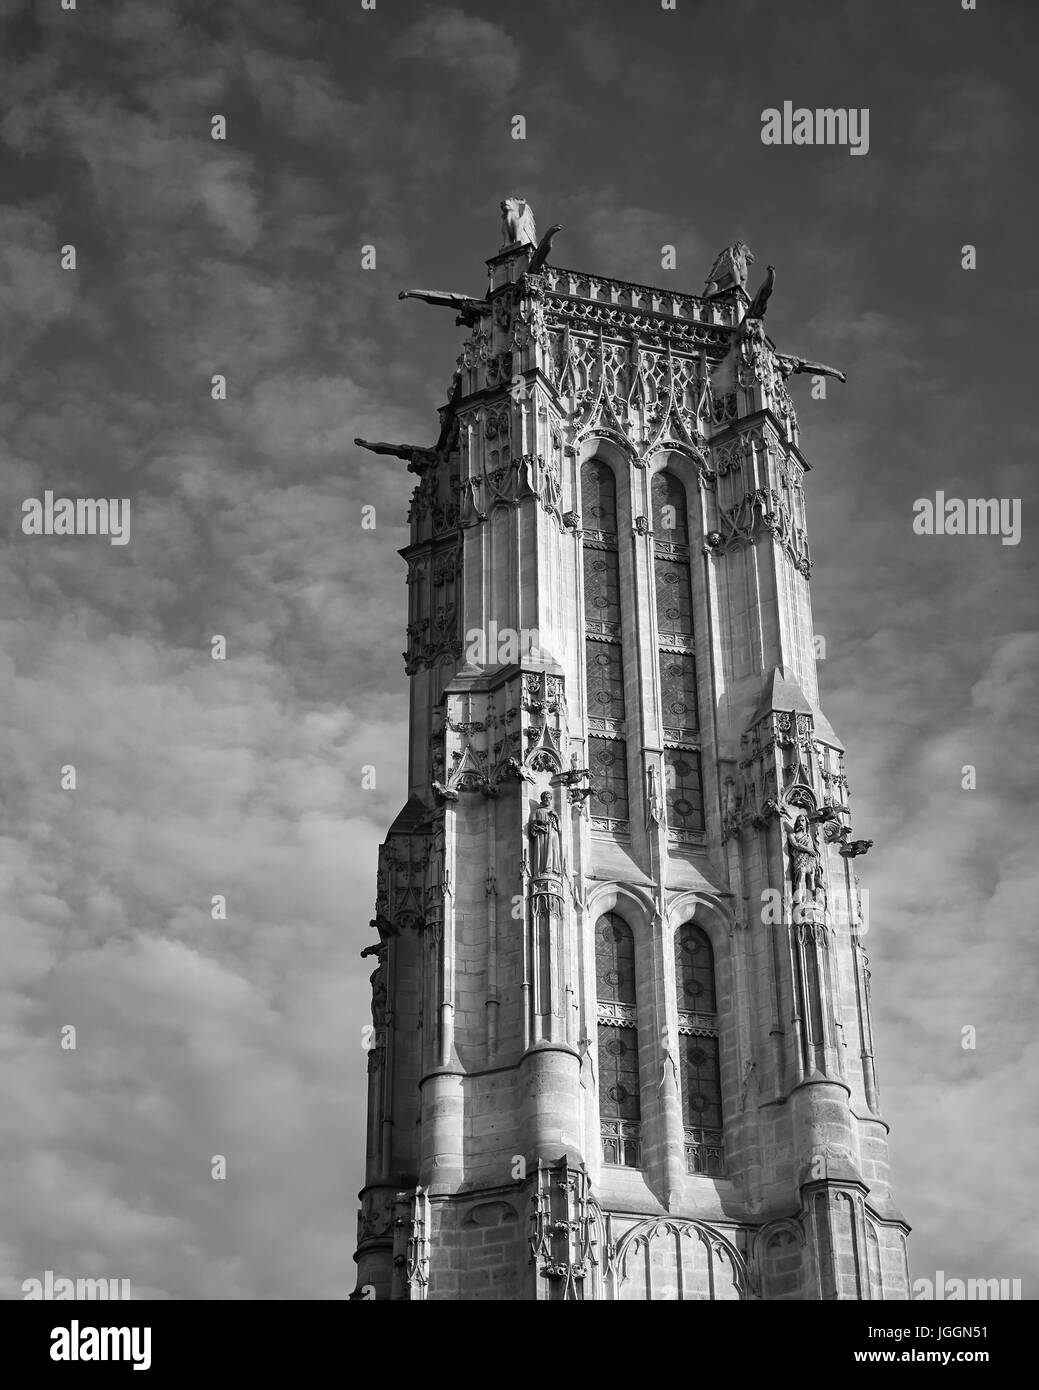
[1,0,1035,1299]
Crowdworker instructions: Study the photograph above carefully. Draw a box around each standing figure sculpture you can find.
[704,241,755,294]
[528,791,562,877]
[501,196,538,248]
[780,799,823,907]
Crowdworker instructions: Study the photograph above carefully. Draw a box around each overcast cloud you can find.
[1,0,1035,1299]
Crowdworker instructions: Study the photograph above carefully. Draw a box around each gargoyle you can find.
[354,438,437,475]
[503,758,536,784]
[809,803,849,823]
[398,289,489,328]
[839,838,873,858]
[527,223,562,275]
[744,265,775,321]
[776,354,847,383]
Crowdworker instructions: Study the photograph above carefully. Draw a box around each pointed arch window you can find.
[674,922,724,1175]
[582,458,619,539]
[582,460,628,832]
[652,470,704,841]
[596,912,641,1167]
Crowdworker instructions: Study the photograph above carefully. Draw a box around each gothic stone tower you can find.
[352,203,910,1301]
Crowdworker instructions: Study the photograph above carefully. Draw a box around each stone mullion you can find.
[651,905,685,1208]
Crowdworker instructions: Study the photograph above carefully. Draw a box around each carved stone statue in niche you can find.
[528,791,562,877]
[780,799,823,907]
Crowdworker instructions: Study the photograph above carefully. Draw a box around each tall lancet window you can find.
[596,912,641,1167]
[674,923,724,1175]
[582,460,629,830]
[652,470,704,840]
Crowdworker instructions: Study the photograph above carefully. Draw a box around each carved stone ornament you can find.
[779,797,823,907]
[501,196,537,248]
[704,241,754,295]
[528,791,563,876]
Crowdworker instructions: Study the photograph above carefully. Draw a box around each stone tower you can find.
[351,203,910,1301]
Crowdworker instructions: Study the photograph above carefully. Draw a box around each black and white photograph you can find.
[1,0,1034,1352]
